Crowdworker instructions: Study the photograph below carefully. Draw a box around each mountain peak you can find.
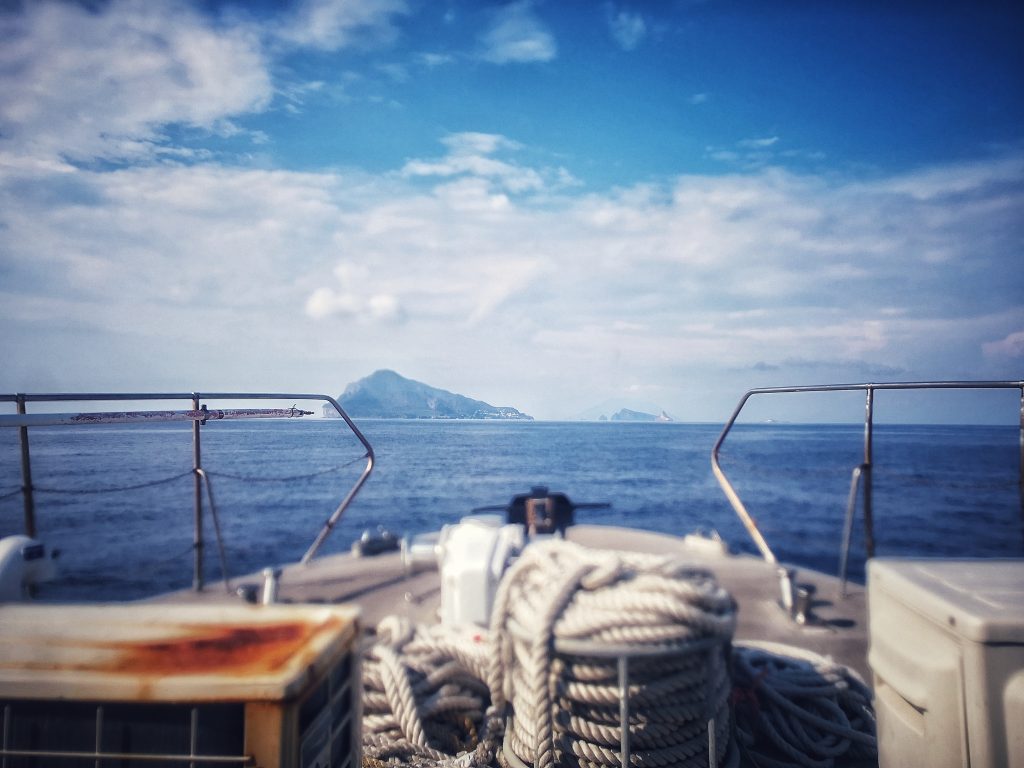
[339,371,532,420]
[365,369,402,382]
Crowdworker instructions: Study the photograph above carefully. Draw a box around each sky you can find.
[0,0,1022,423]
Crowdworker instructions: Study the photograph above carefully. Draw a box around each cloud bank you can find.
[3,132,1021,414]
[0,0,1020,419]
[0,0,273,164]
[0,0,413,166]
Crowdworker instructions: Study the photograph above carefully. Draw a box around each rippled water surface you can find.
[1,419,1020,601]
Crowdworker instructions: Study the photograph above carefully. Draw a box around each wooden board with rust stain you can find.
[106,617,343,676]
[0,604,359,701]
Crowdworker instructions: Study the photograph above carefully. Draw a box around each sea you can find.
[1,419,1021,602]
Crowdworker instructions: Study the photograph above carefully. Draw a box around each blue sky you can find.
[1,0,1022,422]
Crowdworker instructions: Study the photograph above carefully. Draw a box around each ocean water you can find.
[0,419,1020,602]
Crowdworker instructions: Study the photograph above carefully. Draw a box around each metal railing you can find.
[711,381,1024,590]
[1,392,375,590]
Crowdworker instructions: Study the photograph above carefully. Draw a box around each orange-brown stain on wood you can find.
[104,615,345,677]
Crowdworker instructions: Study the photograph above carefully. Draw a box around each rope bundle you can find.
[731,642,877,768]
[361,615,503,767]
[490,540,737,768]
[359,539,876,768]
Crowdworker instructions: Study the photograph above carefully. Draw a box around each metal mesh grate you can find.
[1,699,249,766]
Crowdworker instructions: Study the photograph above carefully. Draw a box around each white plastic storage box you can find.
[868,558,1024,768]
[0,602,360,767]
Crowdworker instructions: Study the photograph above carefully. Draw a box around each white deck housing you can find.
[868,558,1024,768]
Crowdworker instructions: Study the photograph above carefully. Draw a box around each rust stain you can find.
[97,615,345,678]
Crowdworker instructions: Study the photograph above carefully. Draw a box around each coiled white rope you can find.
[361,615,503,767]
[731,641,877,768]
[490,540,738,768]
[360,540,876,768]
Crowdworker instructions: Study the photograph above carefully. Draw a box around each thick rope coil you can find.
[731,642,877,768]
[360,542,876,768]
[361,615,503,768]
[490,540,738,768]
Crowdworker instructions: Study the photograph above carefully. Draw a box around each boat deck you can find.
[164,523,871,683]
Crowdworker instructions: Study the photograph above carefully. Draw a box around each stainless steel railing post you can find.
[16,395,36,539]
[1018,385,1023,551]
[862,387,875,559]
[617,655,630,768]
[839,464,867,597]
[711,390,778,564]
[300,396,376,564]
[192,393,204,591]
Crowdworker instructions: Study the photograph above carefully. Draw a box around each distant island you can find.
[328,370,533,420]
[610,408,674,423]
[575,398,674,422]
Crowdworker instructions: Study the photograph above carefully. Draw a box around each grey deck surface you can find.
[167,523,870,682]
[156,524,875,767]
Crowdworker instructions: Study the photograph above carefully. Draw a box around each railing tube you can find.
[2,390,374,586]
[1019,385,1023,550]
[839,464,867,597]
[618,656,630,768]
[192,393,204,591]
[863,387,875,559]
[712,380,1024,573]
[195,468,232,594]
[300,397,376,563]
[16,395,36,538]
[711,391,778,563]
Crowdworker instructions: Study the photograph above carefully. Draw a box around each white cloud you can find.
[277,79,329,114]
[377,63,410,83]
[0,0,273,164]
[443,132,522,156]
[419,52,456,67]
[739,136,780,149]
[478,1,556,64]
[606,6,647,51]
[305,287,405,323]
[306,287,361,319]
[306,261,407,323]
[270,0,409,51]
[865,154,1024,201]
[708,136,831,170]
[401,131,571,194]
[368,293,404,321]
[708,149,740,163]
[983,330,1024,359]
